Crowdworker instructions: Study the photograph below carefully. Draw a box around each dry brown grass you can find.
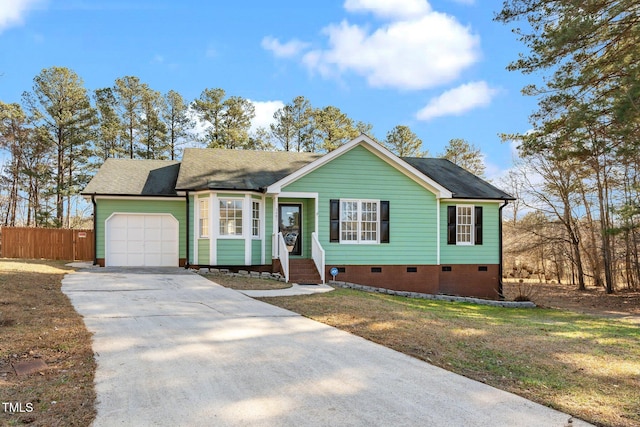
[261,288,640,427]
[0,259,95,426]
[205,274,292,290]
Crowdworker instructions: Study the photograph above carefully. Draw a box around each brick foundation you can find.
[324,265,440,294]
[439,264,500,299]
[325,264,500,300]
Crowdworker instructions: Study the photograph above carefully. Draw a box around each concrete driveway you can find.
[62,268,590,427]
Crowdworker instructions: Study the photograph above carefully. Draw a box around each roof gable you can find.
[266,135,453,198]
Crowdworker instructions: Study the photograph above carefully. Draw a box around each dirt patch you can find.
[503,280,640,323]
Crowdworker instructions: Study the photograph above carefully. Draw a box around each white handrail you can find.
[311,232,325,284]
[277,232,289,283]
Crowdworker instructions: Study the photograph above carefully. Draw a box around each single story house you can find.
[82,135,514,299]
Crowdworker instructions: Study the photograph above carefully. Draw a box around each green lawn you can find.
[261,289,640,427]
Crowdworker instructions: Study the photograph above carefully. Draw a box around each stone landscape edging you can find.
[329,280,536,308]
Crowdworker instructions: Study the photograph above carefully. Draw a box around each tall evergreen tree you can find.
[193,88,226,148]
[113,76,143,159]
[0,102,28,226]
[138,85,167,159]
[384,125,424,157]
[22,66,96,227]
[310,105,359,152]
[162,90,192,160]
[220,95,255,149]
[439,138,485,177]
[270,95,314,152]
[270,103,295,151]
[94,88,122,160]
[290,96,313,152]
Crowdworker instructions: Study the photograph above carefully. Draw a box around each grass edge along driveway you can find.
[0,259,96,427]
[259,288,640,427]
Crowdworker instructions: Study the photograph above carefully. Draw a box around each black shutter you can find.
[380,201,390,243]
[330,199,340,242]
[475,206,483,245]
[447,206,456,245]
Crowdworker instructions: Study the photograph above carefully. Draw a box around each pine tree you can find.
[162,90,193,160]
[22,66,96,227]
[384,125,424,157]
[439,138,485,177]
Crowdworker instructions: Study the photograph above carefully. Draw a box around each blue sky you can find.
[0,0,535,179]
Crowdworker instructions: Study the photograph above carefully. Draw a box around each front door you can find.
[279,204,302,256]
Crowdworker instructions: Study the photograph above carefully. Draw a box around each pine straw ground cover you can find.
[257,288,640,427]
[0,260,95,426]
[206,273,292,290]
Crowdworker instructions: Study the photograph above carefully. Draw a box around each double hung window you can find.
[252,201,260,238]
[447,205,483,245]
[456,205,473,245]
[340,200,379,243]
[219,199,243,236]
[199,199,209,238]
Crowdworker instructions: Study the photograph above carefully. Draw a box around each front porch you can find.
[270,194,325,284]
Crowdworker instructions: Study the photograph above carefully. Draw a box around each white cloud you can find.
[0,0,44,33]
[304,15,478,90]
[344,0,431,20]
[415,81,497,121]
[264,2,479,91]
[249,100,285,132]
[261,36,310,58]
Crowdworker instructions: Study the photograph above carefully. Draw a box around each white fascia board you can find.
[441,198,507,204]
[265,134,453,198]
[93,195,183,202]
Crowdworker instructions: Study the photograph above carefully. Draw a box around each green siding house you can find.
[82,135,514,299]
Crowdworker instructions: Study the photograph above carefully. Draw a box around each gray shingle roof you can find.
[175,148,322,191]
[402,157,514,200]
[83,149,513,201]
[82,159,180,196]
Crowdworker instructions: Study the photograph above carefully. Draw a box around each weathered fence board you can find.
[0,227,94,261]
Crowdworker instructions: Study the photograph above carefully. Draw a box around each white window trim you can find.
[218,197,245,239]
[456,204,474,246]
[339,199,380,244]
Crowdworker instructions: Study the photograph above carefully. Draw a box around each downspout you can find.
[91,193,97,266]
[185,190,190,269]
[498,199,509,299]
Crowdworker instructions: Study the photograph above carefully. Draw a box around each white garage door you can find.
[106,214,179,267]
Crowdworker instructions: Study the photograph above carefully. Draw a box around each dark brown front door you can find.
[279,204,302,256]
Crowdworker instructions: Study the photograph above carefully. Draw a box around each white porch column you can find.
[314,194,319,239]
[244,195,252,266]
[193,194,199,264]
[436,197,441,265]
[272,194,279,258]
[261,195,266,264]
[210,194,218,265]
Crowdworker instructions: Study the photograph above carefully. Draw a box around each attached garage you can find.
[105,213,179,267]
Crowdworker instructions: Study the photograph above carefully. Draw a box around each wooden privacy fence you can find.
[0,227,94,261]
